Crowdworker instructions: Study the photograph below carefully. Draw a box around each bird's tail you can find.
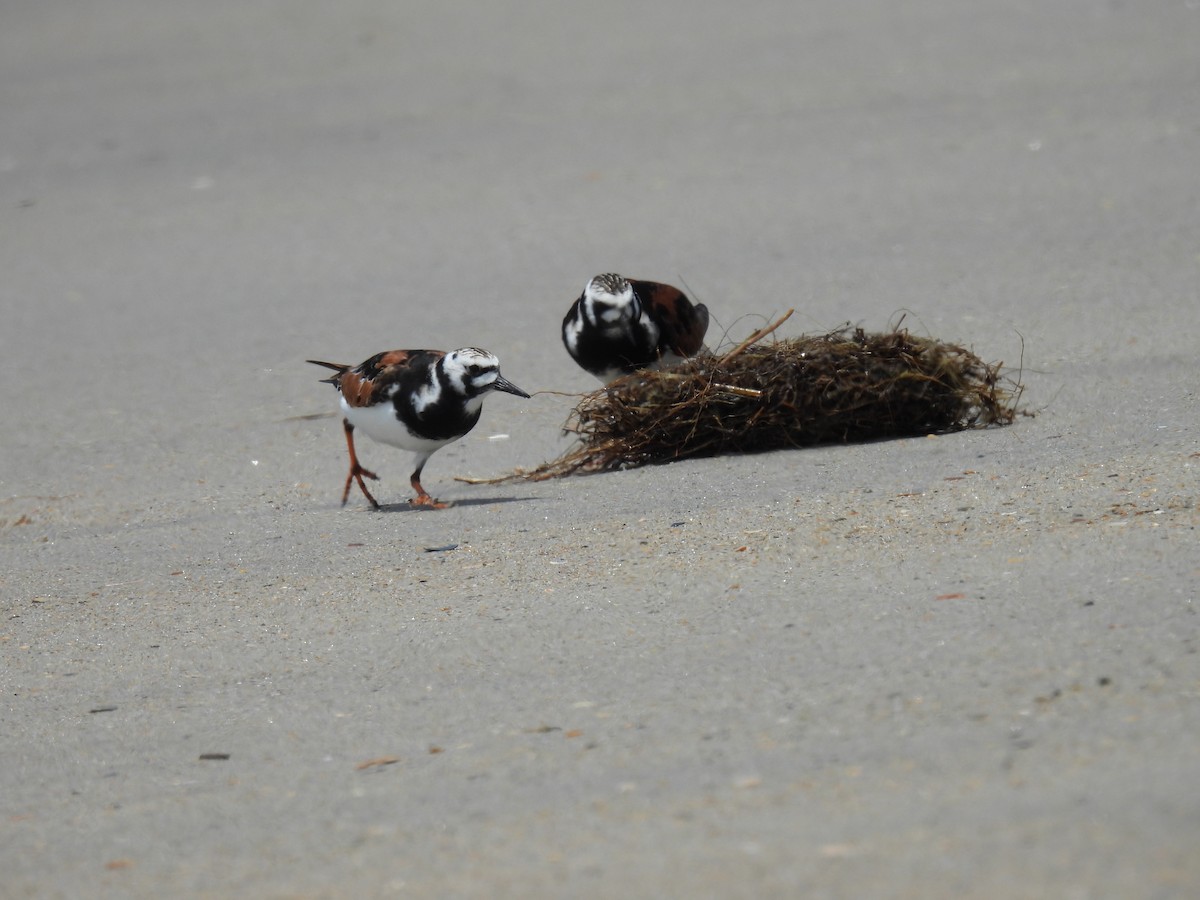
[306,359,349,386]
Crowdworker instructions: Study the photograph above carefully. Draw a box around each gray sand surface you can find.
[3,1,1198,896]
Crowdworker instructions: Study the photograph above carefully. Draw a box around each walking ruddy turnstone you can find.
[561,273,710,383]
[307,348,529,509]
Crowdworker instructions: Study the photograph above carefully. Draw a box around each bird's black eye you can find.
[468,364,483,376]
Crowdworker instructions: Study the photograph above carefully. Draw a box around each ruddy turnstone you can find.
[307,348,529,510]
[561,273,710,383]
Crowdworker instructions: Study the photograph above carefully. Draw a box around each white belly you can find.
[339,396,450,455]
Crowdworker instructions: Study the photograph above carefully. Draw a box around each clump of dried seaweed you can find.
[481,311,1024,481]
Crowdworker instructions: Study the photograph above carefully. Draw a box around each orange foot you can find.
[340,420,381,509]
[409,473,449,509]
[342,462,380,509]
[410,492,449,510]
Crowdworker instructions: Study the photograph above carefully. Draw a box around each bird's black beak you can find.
[493,374,530,399]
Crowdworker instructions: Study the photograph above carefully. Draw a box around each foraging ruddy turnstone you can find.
[561,273,710,383]
[307,348,529,509]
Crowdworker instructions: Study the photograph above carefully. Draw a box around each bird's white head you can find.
[582,273,639,330]
[441,348,530,399]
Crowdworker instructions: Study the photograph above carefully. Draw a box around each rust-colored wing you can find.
[629,279,710,357]
[307,349,445,408]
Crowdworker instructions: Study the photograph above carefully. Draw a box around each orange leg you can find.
[409,458,448,509]
[340,419,380,509]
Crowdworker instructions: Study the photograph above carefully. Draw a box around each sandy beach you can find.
[3,1,1198,896]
